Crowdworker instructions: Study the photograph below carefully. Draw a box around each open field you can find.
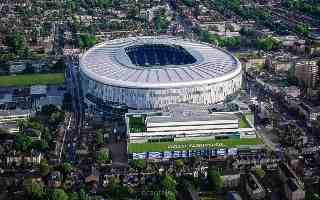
[128,138,263,153]
[0,73,64,87]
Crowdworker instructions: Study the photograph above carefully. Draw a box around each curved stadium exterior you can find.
[80,36,242,110]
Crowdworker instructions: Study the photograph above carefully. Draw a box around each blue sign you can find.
[148,152,162,159]
[217,149,225,156]
[164,151,172,158]
[173,151,181,158]
[181,150,188,158]
[132,152,147,159]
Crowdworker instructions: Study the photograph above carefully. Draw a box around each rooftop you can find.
[146,112,239,124]
[80,36,241,89]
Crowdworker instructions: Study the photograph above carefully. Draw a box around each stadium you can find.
[80,36,242,111]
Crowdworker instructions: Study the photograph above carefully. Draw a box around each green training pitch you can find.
[128,138,263,153]
[0,73,64,87]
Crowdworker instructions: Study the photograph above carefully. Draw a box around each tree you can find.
[130,159,146,171]
[161,175,176,192]
[5,32,26,55]
[50,189,69,200]
[254,168,266,179]
[306,191,320,200]
[67,0,76,11]
[207,168,223,192]
[23,179,44,200]
[105,177,132,199]
[175,159,184,170]
[49,111,65,126]
[96,0,112,9]
[31,139,49,151]
[78,34,96,49]
[256,37,282,51]
[295,24,310,37]
[40,159,50,176]
[15,134,32,152]
[79,189,90,200]
[164,190,176,200]
[62,162,73,175]
[154,15,170,33]
[68,192,79,200]
[41,104,59,116]
[150,191,161,200]
[95,148,110,164]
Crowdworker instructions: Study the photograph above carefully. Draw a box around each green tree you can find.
[164,190,176,200]
[50,189,69,200]
[175,159,184,170]
[150,191,161,200]
[78,34,96,49]
[15,134,32,152]
[154,15,170,33]
[23,179,44,200]
[40,159,50,176]
[207,168,223,192]
[256,37,282,51]
[96,0,112,9]
[67,0,76,11]
[106,177,132,199]
[62,162,73,175]
[49,111,65,126]
[79,189,90,200]
[5,32,26,55]
[68,192,79,200]
[295,24,310,37]
[306,191,320,200]
[96,148,110,164]
[161,175,176,192]
[31,139,49,151]
[254,168,266,179]
[41,104,59,116]
[130,159,146,171]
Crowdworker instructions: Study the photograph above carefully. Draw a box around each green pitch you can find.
[0,73,64,87]
[128,138,263,153]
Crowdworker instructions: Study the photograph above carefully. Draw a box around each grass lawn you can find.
[128,138,263,153]
[0,73,64,87]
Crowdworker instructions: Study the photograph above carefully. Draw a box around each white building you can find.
[80,36,242,111]
[126,110,256,143]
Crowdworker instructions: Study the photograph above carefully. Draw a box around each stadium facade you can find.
[80,36,242,111]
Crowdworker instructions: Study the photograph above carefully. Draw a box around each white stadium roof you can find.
[80,36,241,89]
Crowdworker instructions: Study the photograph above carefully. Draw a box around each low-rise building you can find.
[265,53,295,72]
[48,171,62,188]
[5,150,42,166]
[127,110,256,144]
[223,170,241,188]
[245,173,265,200]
